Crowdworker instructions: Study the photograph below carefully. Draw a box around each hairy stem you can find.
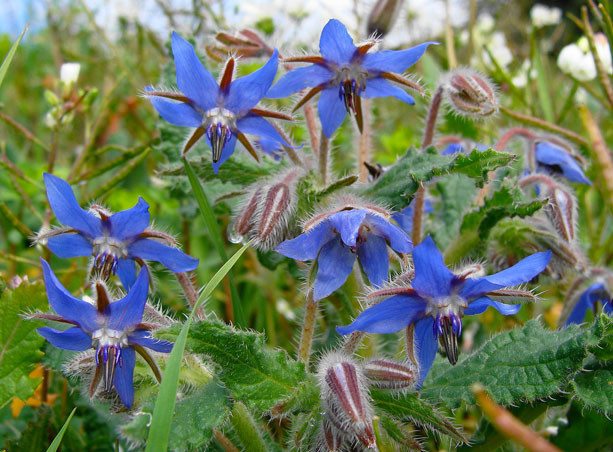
[319,130,329,186]
[304,105,320,157]
[298,290,318,366]
[358,99,372,182]
[213,429,241,452]
[175,272,206,320]
[230,402,268,452]
[411,184,426,245]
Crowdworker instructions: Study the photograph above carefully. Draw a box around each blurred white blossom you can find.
[530,4,562,28]
[60,62,80,87]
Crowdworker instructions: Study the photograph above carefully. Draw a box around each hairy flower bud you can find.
[364,359,417,390]
[545,185,577,244]
[207,29,273,62]
[367,0,404,38]
[444,69,498,118]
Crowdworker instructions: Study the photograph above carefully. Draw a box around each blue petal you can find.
[275,221,336,261]
[236,115,289,147]
[336,294,425,335]
[464,297,521,316]
[313,237,356,301]
[211,135,238,174]
[534,142,591,185]
[319,19,357,64]
[266,64,332,98]
[357,234,389,287]
[441,142,465,155]
[360,77,414,105]
[411,317,439,389]
[113,347,136,408]
[146,87,203,128]
[37,326,92,351]
[40,259,99,332]
[460,251,551,300]
[392,200,433,234]
[109,197,150,240]
[129,330,174,353]
[171,32,219,111]
[365,214,413,253]
[566,282,610,325]
[127,238,199,273]
[43,173,102,238]
[361,42,437,74]
[116,259,137,290]
[318,86,347,138]
[225,50,279,113]
[411,236,455,299]
[328,209,367,247]
[47,234,92,258]
[105,268,149,330]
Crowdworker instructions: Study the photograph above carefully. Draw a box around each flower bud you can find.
[207,29,273,62]
[444,69,498,118]
[545,185,577,244]
[364,359,417,390]
[60,62,81,89]
[367,0,404,38]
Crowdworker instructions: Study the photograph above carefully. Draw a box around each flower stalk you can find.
[297,290,318,366]
[319,130,330,186]
[174,272,206,320]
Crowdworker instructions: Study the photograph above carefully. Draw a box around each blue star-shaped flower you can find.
[533,140,591,184]
[266,19,436,137]
[565,281,612,325]
[146,32,292,173]
[38,173,198,289]
[275,207,412,300]
[36,259,173,408]
[337,236,551,387]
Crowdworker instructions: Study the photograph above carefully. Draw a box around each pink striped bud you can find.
[367,0,404,37]
[444,69,498,118]
[319,420,344,452]
[364,359,417,390]
[545,186,577,243]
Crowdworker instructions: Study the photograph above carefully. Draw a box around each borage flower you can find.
[337,236,551,387]
[34,259,173,408]
[275,200,412,300]
[36,173,198,289]
[533,140,591,185]
[391,198,433,235]
[565,281,612,325]
[146,32,292,173]
[266,19,436,137]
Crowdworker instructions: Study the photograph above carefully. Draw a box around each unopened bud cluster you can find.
[443,69,498,118]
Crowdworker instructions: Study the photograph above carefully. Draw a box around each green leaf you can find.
[145,241,251,452]
[230,401,269,452]
[158,319,307,411]
[370,389,467,443]
[588,313,613,361]
[45,407,77,452]
[450,149,515,183]
[420,320,592,408]
[432,174,477,249]
[572,360,613,414]
[552,402,613,452]
[0,282,47,409]
[0,25,27,92]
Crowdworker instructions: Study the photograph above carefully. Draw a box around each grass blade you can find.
[0,25,27,91]
[45,407,77,452]
[183,158,246,326]
[145,241,251,452]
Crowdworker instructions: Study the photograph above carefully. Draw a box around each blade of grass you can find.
[45,407,77,452]
[0,25,27,91]
[183,158,246,326]
[145,241,251,452]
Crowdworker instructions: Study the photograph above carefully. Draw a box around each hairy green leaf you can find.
[572,360,613,414]
[552,402,613,452]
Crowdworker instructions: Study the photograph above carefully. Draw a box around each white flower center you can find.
[92,235,128,276]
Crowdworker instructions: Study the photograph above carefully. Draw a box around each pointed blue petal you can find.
[236,115,289,146]
[171,32,219,111]
[105,268,149,330]
[40,259,99,332]
[361,77,415,105]
[211,135,238,174]
[328,209,367,247]
[47,233,92,258]
[37,326,92,351]
[266,64,332,98]
[391,200,433,234]
[337,294,425,335]
[225,50,279,113]
[361,42,437,74]
[357,234,389,287]
[464,297,521,316]
[534,142,591,185]
[441,142,465,155]
[319,19,357,64]
[129,330,174,353]
[313,237,356,301]
[566,282,610,325]
[127,238,199,273]
[116,259,137,290]
[145,87,203,127]
[275,221,336,261]
[113,347,136,408]
[365,213,413,253]
[412,317,439,389]
[318,86,347,138]
[44,173,102,238]
[411,236,455,299]
[460,251,551,300]
[109,197,150,240]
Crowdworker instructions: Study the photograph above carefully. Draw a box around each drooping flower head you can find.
[565,280,612,325]
[533,140,591,185]
[275,198,413,300]
[34,259,173,408]
[36,173,198,289]
[267,19,436,137]
[146,32,292,173]
[337,236,551,387]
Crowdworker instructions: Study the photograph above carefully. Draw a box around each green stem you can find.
[183,158,246,326]
[230,402,269,452]
[298,290,318,366]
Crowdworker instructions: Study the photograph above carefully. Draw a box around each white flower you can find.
[573,54,597,81]
[483,32,513,69]
[530,4,562,28]
[60,62,80,87]
[476,13,495,33]
[557,44,597,81]
[595,32,613,74]
[512,72,528,88]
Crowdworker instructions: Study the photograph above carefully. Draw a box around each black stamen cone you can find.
[439,317,459,365]
[210,125,228,163]
[100,347,117,391]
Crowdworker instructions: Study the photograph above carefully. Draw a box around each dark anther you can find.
[208,123,232,163]
[439,317,459,365]
[339,80,359,114]
[97,346,121,391]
